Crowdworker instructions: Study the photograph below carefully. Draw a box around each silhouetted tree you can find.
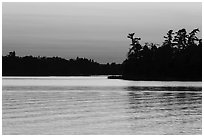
[163,30,174,47]
[8,51,16,57]
[173,28,188,49]
[188,28,200,46]
[127,33,142,59]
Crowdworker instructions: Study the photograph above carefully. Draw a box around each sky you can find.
[2,2,202,63]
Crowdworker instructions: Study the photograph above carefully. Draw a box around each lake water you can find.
[2,76,202,135]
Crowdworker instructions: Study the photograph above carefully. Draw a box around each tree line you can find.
[2,51,122,76]
[122,28,202,81]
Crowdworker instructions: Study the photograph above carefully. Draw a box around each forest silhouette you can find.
[3,28,202,81]
[3,52,122,76]
[121,28,202,81]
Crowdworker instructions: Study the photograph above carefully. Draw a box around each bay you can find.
[2,76,202,135]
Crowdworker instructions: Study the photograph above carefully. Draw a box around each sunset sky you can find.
[3,2,202,63]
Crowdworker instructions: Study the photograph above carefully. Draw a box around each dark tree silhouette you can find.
[188,28,200,46]
[164,30,174,47]
[3,54,122,76]
[122,28,202,81]
[173,28,188,49]
[8,51,16,57]
[127,33,142,59]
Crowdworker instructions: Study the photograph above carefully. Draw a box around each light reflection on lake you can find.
[2,76,202,135]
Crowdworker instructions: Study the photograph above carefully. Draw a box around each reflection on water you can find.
[2,77,202,135]
[127,89,202,134]
[125,86,201,91]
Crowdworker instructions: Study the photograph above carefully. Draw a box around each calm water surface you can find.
[2,76,202,135]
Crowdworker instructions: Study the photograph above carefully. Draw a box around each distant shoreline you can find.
[2,75,201,82]
[2,75,108,77]
[107,75,202,82]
